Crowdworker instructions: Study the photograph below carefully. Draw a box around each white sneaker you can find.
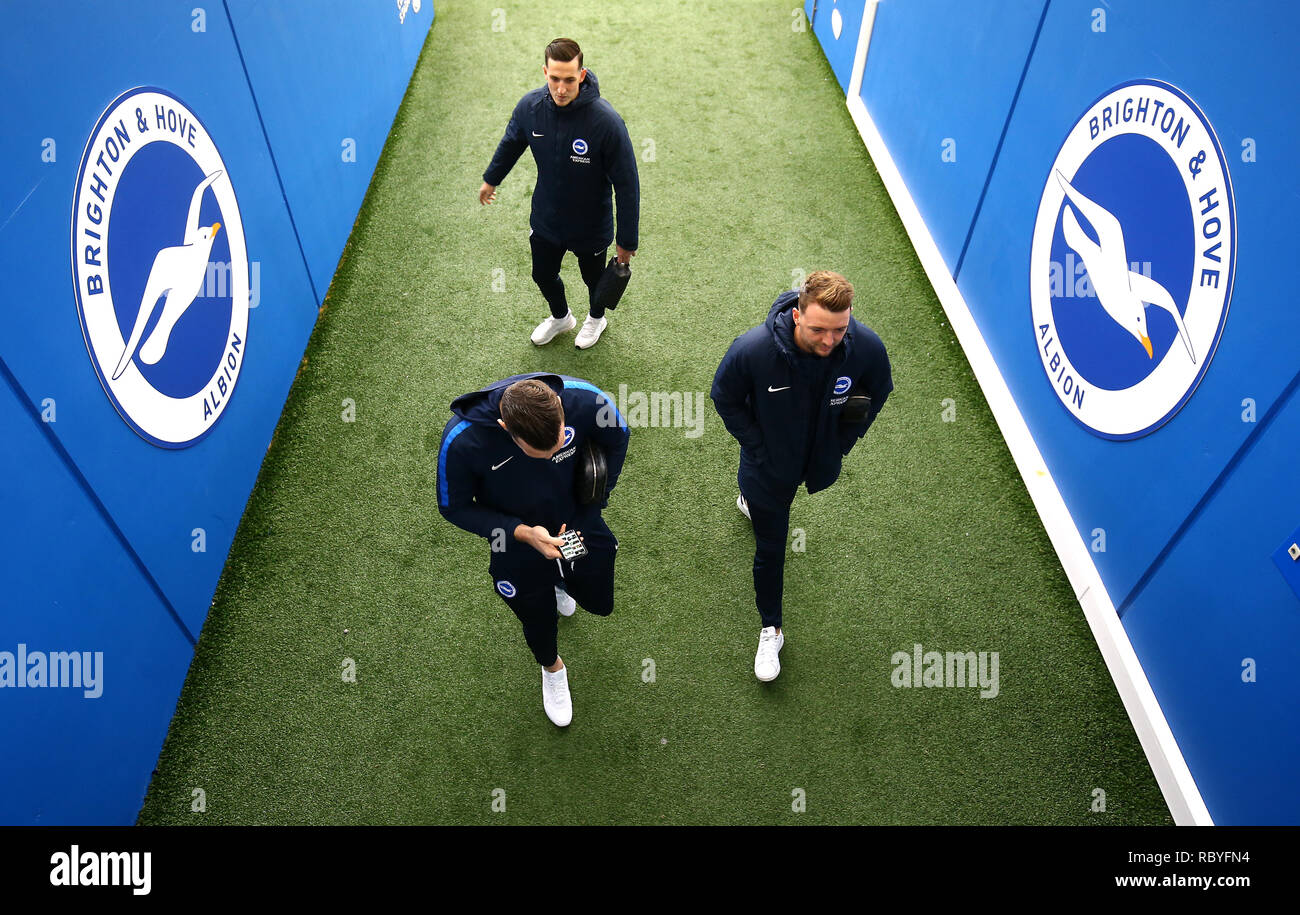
[737,493,751,520]
[574,314,608,349]
[542,663,573,726]
[555,585,576,617]
[754,626,784,682]
[531,311,576,345]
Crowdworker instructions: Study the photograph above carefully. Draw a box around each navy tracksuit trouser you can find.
[738,453,801,630]
[489,510,617,666]
[530,232,609,320]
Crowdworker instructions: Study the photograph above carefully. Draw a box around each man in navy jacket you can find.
[437,373,629,726]
[479,37,640,351]
[711,271,893,682]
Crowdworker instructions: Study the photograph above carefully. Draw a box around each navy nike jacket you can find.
[710,291,893,494]
[437,374,630,541]
[483,70,640,253]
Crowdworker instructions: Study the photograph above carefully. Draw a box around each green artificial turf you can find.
[138,0,1174,824]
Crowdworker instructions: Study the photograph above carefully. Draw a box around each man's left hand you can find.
[616,245,636,265]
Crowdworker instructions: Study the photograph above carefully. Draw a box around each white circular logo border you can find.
[1029,79,1235,440]
[71,86,249,448]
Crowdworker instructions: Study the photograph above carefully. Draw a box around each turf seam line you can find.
[220,0,321,308]
[0,353,196,646]
[953,0,1052,280]
[1117,364,1300,617]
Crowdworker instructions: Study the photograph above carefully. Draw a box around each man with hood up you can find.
[437,373,629,726]
[711,271,893,683]
[479,37,640,350]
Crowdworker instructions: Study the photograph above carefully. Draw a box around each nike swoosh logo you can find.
[532,131,544,137]
[491,457,513,471]
[767,385,791,393]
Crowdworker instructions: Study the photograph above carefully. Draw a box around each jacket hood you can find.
[766,291,799,361]
[450,373,564,425]
[545,68,601,112]
[765,289,854,364]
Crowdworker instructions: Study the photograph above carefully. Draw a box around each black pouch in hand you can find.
[841,394,872,426]
[593,258,631,311]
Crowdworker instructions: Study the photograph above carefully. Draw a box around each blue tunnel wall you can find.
[811,0,1300,824]
[0,0,434,825]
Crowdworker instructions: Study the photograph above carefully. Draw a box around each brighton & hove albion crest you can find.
[72,87,249,448]
[1029,79,1234,440]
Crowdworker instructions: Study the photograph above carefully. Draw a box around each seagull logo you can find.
[1030,79,1234,440]
[72,87,251,448]
[1055,170,1195,365]
[112,170,226,380]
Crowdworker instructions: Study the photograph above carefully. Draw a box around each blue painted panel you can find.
[858,0,1045,274]
[954,0,1299,607]
[0,2,322,636]
[0,379,193,826]
[875,0,1300,822]
[808,0,867,91]
[0,1,434,824]
[1120,389,1300,825]
[225,0,434,299]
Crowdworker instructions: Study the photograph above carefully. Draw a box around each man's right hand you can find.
[516,522,566,559]
[479,182,498,205]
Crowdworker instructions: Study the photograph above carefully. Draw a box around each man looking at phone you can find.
[437,374,629,726]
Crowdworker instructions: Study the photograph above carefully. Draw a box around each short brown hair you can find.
[799,270,854,313]
[500,379,564,451]
[544,38,583,69]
